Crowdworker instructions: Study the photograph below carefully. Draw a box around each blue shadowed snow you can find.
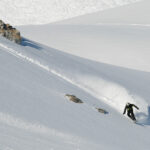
[21,38,42,50]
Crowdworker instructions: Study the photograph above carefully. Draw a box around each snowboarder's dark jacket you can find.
[123,103,139,115]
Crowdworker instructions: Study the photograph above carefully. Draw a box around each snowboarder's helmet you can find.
[126,102,130,106]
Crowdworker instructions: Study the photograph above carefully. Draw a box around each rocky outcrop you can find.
[0,20,21,44]
[65,94,83,104]
[96,108,108,114]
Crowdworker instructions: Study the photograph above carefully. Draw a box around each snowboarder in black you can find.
[123,103,139,121]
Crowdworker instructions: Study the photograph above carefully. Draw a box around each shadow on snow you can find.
[21,38,42,50]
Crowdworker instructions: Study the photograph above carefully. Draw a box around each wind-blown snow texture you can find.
[0,0,150,150]
[0,0,141,25]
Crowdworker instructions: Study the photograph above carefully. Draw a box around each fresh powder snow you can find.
[0,0,150,150]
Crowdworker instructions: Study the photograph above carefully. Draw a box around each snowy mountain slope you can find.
[55,0,150,25]
[17,0,150,72]
[1,0,150,149]
[0,38,104,150]
[0,36,150,149]
[0,0,141,25]
[18,23,150,72]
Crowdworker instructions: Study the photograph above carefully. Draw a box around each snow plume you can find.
[77,75,148,120]
[0,0,142,25]
[0,41,148,123]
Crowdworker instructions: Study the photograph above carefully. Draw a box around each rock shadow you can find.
[21,38,42,50]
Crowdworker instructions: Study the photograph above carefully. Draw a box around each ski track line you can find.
[0,43,90,95]
[0,43,116,119]
[0,43,78,85]
[0,43,87,143]
[1,43,147,116]
[0,43,109,107]
[0,43,109,114]
[0,43,133,112]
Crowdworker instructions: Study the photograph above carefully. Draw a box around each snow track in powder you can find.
[0,43,91,144]
[0,42,149,120]
[0,43,82,89]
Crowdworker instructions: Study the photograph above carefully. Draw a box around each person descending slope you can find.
[123,103,139,121]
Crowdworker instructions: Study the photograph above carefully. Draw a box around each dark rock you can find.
[96,108,108,114]
[0,20,22,44]
[65,94,83,104]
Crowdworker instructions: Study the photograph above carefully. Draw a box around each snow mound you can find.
[0,0,141,25]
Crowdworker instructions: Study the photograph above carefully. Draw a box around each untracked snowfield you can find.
[0,0,141,25]
[0,0,150,150]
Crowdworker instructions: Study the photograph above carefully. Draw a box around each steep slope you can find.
[18,0,150,72]
[1,0,150,149]
[0,0,141,25]
[0,36,150,149]
[18,23,150,72]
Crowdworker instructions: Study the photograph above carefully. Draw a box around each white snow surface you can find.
[56,0,150,25]
[1,0,150,150]
[0,34,150,150]
[0,0,141,25]
[0,32,150,150]
[19,23,150,72]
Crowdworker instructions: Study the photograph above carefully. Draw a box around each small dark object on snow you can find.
[65,94,83,104]
[96,108,108,114]
[123,102,139,121]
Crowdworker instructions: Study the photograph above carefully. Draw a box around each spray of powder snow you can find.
[77,75,148,122]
